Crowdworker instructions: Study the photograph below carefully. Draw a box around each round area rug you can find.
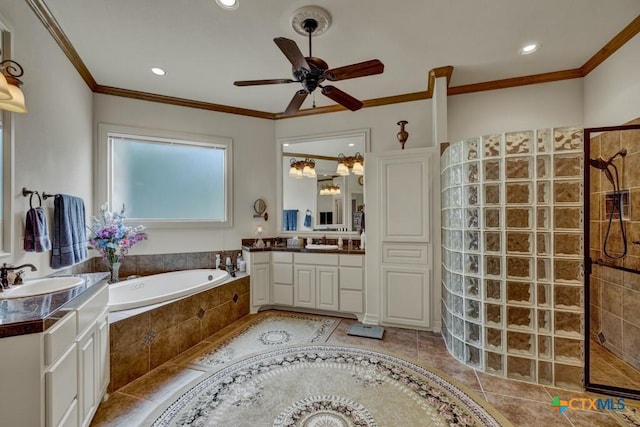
[150,345,512,427]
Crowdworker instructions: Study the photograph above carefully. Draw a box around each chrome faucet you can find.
[0,263,37,290]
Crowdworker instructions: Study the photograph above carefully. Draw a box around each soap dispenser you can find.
[360,230,366,250]
[215,254,221,269]
[237,253,246,272]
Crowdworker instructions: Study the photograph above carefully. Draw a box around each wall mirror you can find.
[278,129,369,235]
[0,23,14,258]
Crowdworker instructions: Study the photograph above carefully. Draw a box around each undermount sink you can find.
[305,244,340,250]
[0,276,84,299]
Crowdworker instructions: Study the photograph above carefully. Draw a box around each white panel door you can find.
[316,266,339,311]
[294,265,316,308]
[251,263,271,308]
[382,265,431,328]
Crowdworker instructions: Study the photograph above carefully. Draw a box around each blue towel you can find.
[304,210,312,228]
[24,207,52,252]
[51,195,88,269]
[283,209,298,231]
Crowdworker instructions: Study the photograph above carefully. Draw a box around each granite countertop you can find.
[0,272,110,338]
[242,245,365,255]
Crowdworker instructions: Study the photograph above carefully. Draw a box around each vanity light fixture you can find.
[319,184,341,196]
[289,158,316,179]
[336,152,364,176]
[216,0,239,10]
[0,52,27,113]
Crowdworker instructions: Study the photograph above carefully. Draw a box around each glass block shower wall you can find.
[440,127,585,389]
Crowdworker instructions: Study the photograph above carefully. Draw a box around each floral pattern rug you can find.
[150,345,513,426]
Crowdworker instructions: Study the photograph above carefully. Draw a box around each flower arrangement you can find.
[89,203,147,269]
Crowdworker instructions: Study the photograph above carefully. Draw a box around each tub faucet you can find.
[0,263,37,290]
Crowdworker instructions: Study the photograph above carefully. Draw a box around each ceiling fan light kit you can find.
[233,5,384,115]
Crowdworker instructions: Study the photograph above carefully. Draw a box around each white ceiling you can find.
[44,0,640,114]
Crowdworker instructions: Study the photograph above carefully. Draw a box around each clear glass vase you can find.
[109,262,121,283]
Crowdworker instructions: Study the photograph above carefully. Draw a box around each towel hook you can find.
[29,191,42,209]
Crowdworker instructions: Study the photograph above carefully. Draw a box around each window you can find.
[97,124,232,227]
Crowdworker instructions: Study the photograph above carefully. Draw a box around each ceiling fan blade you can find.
[321,85,364,111]
[325,59,384,81]
[274,37,310,71]
[234,78,296,87]
[284,90,308,115]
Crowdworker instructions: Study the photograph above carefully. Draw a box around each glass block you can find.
[506,208,531,229]
[538,336,552,359]
[443,249,451,269]
[485,351,504,375]
[465,344,482,369]
[506,182,532,204]
[507,281,533,305]
[466,299,480,321]
[450,273,464,294]
[483,134,501,157]
[484,232,501,253]
[484,183,501,205]
[554,207,582,230]
[484,159,501,181]
[554,285,582,309]
[450,163,462,185]
[440,151,450,171]
[466,322,481,345]
[554,259,583,282]
[537,181,550,204]
[553,180,582,204]
[507,331,535,356]
[554,363,583,390]
[453,338,465,360]
[536,207,550,229]
[465,231,479,252]
[537,309,551,333]
[453,315,464,338]
[536,155,551,179]
[451,251,462,272]
[507,356,535,382]
[537,283,550,307]
[554,337,583,363]
[554,233,582,256]
[485,327,503,351]
[451,230,463,251]
[507,306,533,330]
[537,258,550,282]
[452,294,464,316]
[537,128,551,153]
[450,208,463,228]
[484,255,501,277]
[441,168,451,188]
[554,127,583,151]
[536,233,550,255]
[485,303,502,326]
[554,311,582,337]
[465,277,479,298]
[466,208,479,229]
[506,257,532,279]
[505,157,532,180]
[464,138,480,160]
[450,141,463,164]
[465,254,480,274]
[450,187,462,207]
[506,232,533,254]
[538,361,553,385]
[554,153,583,177]
[505,131,532,155]
[465,185,479,206]
[465,161,479,182]
[485,279,502,301]
[485,208,501,228]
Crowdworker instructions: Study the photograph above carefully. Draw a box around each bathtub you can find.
[108,269,229,312]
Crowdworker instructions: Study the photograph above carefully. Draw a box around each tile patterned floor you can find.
[590,340,640,391]
[91,311,636,426]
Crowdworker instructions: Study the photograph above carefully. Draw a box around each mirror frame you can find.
[277,128,369,237]
[0,21,14,258]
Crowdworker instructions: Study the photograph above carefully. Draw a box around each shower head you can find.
[589,157,609,170]
[608,148,627,163]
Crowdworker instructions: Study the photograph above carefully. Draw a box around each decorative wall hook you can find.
[397,120,409,150]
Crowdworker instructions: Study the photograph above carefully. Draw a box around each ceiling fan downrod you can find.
[302,18,318,57]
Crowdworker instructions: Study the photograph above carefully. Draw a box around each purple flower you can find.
[89,204,147,264]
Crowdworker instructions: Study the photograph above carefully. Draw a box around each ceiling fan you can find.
[234,18,384,115]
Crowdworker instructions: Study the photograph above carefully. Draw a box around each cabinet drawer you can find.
[339,267,363,291]
[76,284,108,334]
[251,252,270,264]
[273,284,294,306]
[340,290,363,313]
[273,263,293,284]
[294,253,338,265]
[45,311,77,366]
[272,251,293,263]
[45,343,78,427]
[340,255,363,267]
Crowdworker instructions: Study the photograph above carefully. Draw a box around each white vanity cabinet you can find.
[293,253,339,311]
[245,250,271,313]
[339,255,364,313]
[272,252,294,305]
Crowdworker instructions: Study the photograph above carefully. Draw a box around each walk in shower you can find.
[441,127,585,389]
[586,122,640,399]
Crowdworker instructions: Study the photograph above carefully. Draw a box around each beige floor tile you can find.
[118,364,204,403]
[476,371,552,403]
[90,392,156,427]
[484,393,573,427]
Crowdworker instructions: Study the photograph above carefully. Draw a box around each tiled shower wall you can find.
[589,121,640,371]
[441,127,585,389]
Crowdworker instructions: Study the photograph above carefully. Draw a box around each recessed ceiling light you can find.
[519,43,540,55]
[216,0,239,10]
[151,67,166,76]
[283,143,289,147]
[348,143,355,147]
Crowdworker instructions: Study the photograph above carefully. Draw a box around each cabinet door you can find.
[316,266,339,311]
[381,265,431,328]
[294,265,315,308]
[46,343,78,427]
[251,263,271,308]
[96,309,110,401]
[339,266,363,291]
[77,326,96,427]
